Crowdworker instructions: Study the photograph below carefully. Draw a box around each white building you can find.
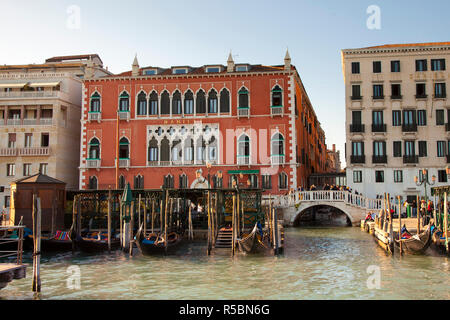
[0,55,110,218]
[342,42,450,202]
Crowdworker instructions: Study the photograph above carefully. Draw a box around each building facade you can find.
[79,52,328,194]
[0,54,110,214]
[326,144,341,173]
[342,42,450,200]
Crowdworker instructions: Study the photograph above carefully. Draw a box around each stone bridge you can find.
[265,191,383,227]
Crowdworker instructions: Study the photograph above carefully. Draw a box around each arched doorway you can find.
[293,205,352,227]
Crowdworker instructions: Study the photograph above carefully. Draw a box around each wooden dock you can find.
[0,264,26,290]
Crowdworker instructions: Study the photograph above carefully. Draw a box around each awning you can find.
[227,170,260,175]
[28,82,60,87]
[0,83,28,88]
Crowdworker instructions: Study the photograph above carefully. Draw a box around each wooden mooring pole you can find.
[416,194,420,234]
[129,200,134,256]
[107,189,112,253]
[444,192,449,254]
[231,194,236,256]
[32,194,41,293]
[398,195,402,255]
[72,196,77,253]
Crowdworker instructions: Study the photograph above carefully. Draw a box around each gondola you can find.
[135,226,183,255]
[394,224,432,254]
[76,231,120,253]
[431,227,449,255]
[237,223,270,254]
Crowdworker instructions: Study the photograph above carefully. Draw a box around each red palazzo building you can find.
[79,51,327,194]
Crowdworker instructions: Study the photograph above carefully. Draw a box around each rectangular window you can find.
[403,110,416,125]
[393,141,402,157]
[391,60,400,72]
[416,59,427,72]
[137,100,147,115]
[24,133,32,147]
[416,83,427,97]
[373,61,382,73]
[373,141,386,156]
[39,163,48,175]
[351,62,360,74]
[434,83,446,98]
[352,111,361,124]
[391,84,401,98]
[431,59,446,71]
[6,164,15,176]
[262,175,272,189]
[418,141,427,157]
[144,69,156,75]
[437,141,446,157]
[236,65,249,72]
[375,170,384,183]
[352,141,364,156]
[404,141,415,156]
[438,170,448,183]
[351,85,361,98]
[185,100,193,114]
[41,133,49,147]
[372,110,383,125]
[23,163,31,176]
[394,170,403,183]
[417,110,427,126]
[208,98,217,113]
[353,171,362,183]
[8,133,16,148]
[436,109,445,125]
[373,85,383,98]
[173,68,187,74]
[206,67,220,73]
[392,110,401,126]
[4,196,10,208]
[149,100,158,115]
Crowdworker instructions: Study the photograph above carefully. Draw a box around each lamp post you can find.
[206,162,212,188]
[414,169,436,202]
[217,170,223,188]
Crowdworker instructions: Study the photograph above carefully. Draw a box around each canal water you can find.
[1,227,449,300]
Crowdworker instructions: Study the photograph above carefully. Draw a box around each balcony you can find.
[18,147,50,156]
[351,96,362,101]
[237,107,249,118]
[0,117,54,126]
[119,158,130,168]
[6,119,21,126]
[350,124,365,133]
[403,155,419,164]
[350,155,365,164]
[86,159,101,169]
[88,112,101,122]
[433,94,447,99]
[270,105,283,116]
[118,111,130,121]
[271,155,285,165]
[372,95,385,100]
[390,95,403,100]
[0,91,59,99]
[23,119,38,126]
[0,148,17,156]
[237,156,250,165]
[402,124,418,132]
[147,160,158,167]
[372,155,387,164]
[371,124,387,133]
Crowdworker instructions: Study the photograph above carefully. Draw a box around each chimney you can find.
[284,48,291,71]
[132,54,140,77]
[227,51,234,72]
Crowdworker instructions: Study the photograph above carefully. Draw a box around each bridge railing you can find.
[269,190,383,211]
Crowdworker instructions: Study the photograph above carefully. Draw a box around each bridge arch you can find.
[291,202,355,227]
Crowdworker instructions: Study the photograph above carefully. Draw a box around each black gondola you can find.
[394,224,432,254]
[76,231,120,253]
[135,225,183,255]
[237,223,270,254]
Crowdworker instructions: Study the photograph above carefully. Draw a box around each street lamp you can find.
[217,170,223,188]
[206,162,212,188]
[414,169,436,202]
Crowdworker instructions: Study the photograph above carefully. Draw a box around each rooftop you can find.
[13,173,66,185]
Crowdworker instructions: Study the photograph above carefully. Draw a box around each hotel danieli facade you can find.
[80,52,328,194]
[343,42,450,201]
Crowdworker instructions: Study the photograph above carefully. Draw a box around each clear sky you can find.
[1,0,449,167]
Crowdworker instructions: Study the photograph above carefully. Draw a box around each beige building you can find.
[326,144,341,173]
[0,55,110,217]
[342,42,450,201]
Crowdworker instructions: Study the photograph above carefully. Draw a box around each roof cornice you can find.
[342,44,450,56]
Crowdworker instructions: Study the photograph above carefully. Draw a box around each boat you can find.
[76,231,120,253]
[2,227,33,251]
[40,230,75,252]
[135,227,183,255]
[394,224,432,254]
[236,222,270,254]
[431,227,450,255]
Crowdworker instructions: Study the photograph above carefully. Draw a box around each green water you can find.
[1,227,449,300]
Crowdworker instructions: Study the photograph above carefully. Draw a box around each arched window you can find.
[220,88,230,113]
[208,89,218,113]
[196,90,206,114]
[88,138,100,159]
[171,139,182,163]
[172,90,182,115]
[272,85,283,106]
[119,92,129,111]
[208,136,217,162]
[237,134,250,165]
[184,90,194,114]
[118,175,126,189]
[134,175,144,189]
[196,136,206,163]
[148,137,158,162]
[149,91,158,115]
[163,174,174,188]
[137,92,147,115]
[271,133,285,156]
[88,176,98,190]
[90,92,101,112]
[278,172,288,190]
[160,137,170,162]
[184,138,194,162]
[249,174,258,189]
[179,174,188,189]
[160,91,170,115]
[238,87,249,109]
[119,137,129,159]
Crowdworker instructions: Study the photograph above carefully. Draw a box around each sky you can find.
[1,0,449,167]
